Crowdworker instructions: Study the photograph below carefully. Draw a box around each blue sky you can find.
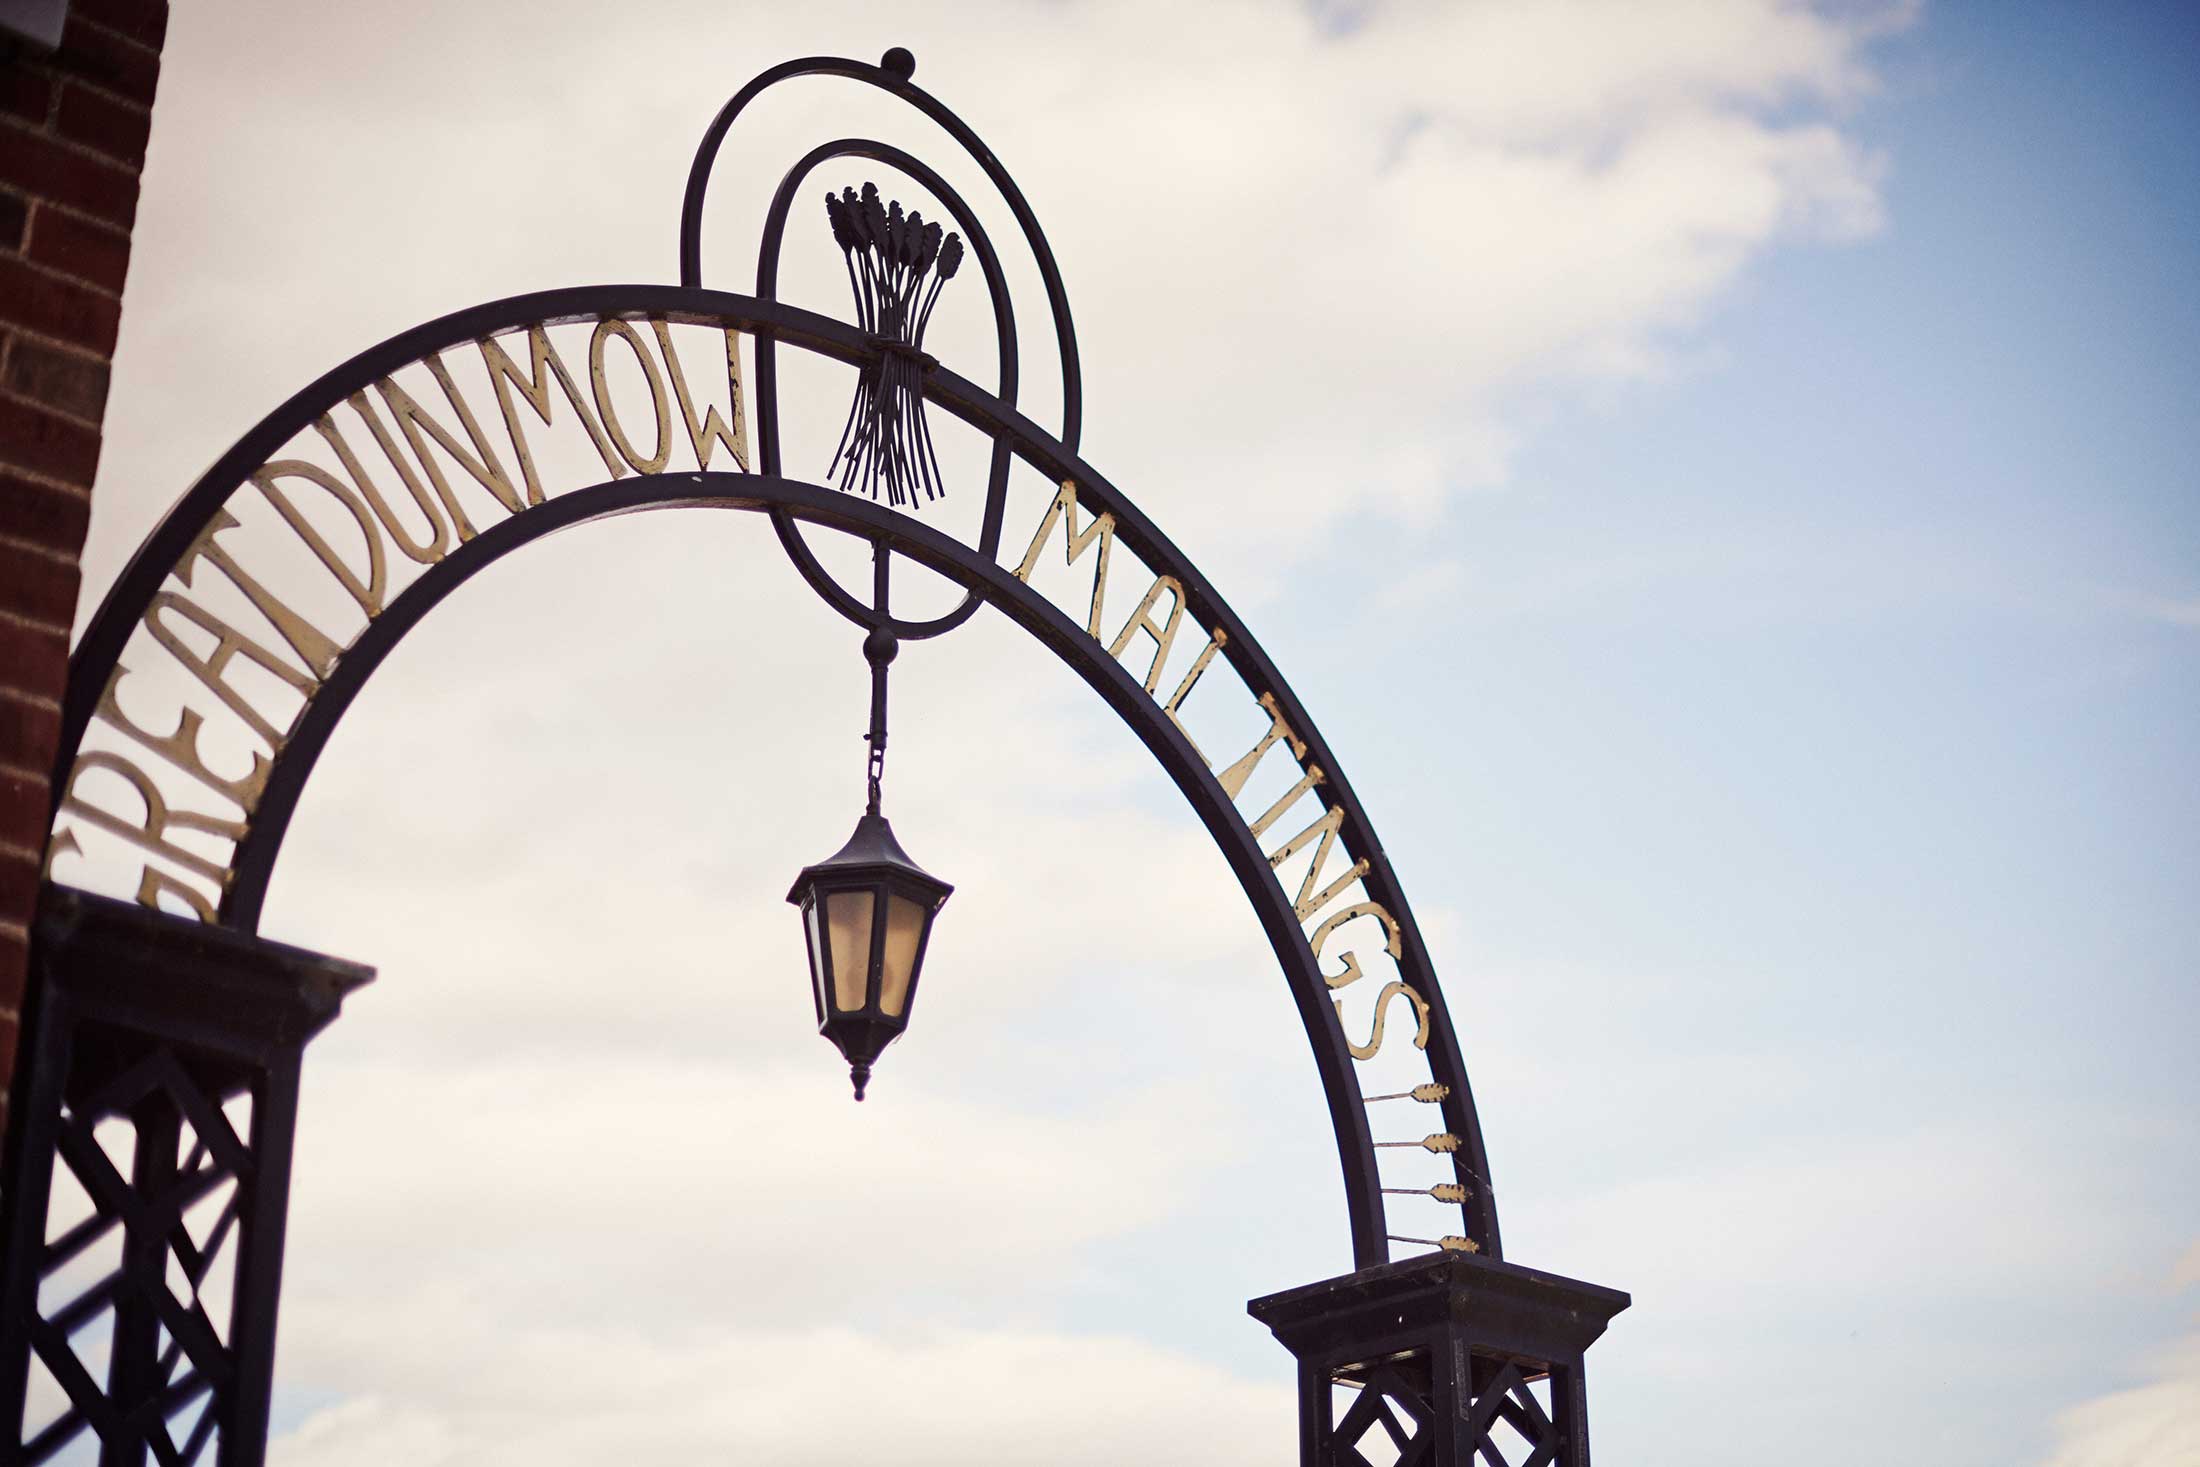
[1289,5,2200,1456]
[46,2,2200,1463]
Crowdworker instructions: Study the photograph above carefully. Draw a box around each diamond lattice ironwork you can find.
[20,1044,253,1466]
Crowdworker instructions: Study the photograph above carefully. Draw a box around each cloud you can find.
[62,2,1920,1462]
[269,1328,1291,1467]
[2041,1333,2200,1467]
[2133,595,2200,629]
[79,0,1905,605]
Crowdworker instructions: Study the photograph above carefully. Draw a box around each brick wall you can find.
[0,0,168,1127]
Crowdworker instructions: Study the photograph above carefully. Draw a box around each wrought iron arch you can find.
[6,50,1630,1467]
[42,283,1501,1269]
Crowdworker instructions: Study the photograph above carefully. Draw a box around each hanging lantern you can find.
[787,810,952,1100]
[786,607,950,1101]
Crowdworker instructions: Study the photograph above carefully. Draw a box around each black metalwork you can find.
[41,281,1494,1269]
[678,50,1082,454]
[823,183,963,507]
[783,542,951,1101]
[863,544,896,813]
[702,51,1081,643]
[786,807,952,1101]
[1250,1253,1629,1467]
[8,42,1633,1464]
[0,889,370,1466]
[754,138,1010,642]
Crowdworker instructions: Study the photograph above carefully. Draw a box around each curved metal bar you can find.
[47,282,1499,1264]
[677,53,1084,454]
[751,136,1017,639]
[210,472,1390,1264]
[760,506,987,640]
[756,137,1018,409]
[916,362,1509,1260]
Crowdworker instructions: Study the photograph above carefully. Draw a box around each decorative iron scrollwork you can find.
[824,182,964,507]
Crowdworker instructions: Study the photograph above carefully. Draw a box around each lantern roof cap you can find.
[786,811,952,902]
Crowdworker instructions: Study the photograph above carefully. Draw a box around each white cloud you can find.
[2041,1334,2200,1467]
[67,2,1926,1462]
[269,1328,1291,1467]
[2133,595,2200,629]
[81,0,1904,604]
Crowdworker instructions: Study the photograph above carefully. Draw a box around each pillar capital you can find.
[1251,1252,1628,1466]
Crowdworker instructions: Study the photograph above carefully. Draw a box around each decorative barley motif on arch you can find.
[824,182,965,507]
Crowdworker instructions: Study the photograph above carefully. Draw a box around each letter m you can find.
[1013,478,1115,638]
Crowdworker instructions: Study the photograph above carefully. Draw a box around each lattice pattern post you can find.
[1251,1251,1628,1467]
[0,889,371,1467]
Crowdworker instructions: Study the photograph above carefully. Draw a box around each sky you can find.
[38,0,2200,1462]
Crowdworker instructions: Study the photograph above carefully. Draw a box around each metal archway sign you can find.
[2,51,1625,1467]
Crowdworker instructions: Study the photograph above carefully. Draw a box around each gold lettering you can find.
[144,591,315,749]
[249,460,389,618]
[479,325,623,501]
[1013,479,1115,638]
[1267,801,1369,921]
[176,508,343,678]
[42,826,80,879]
[376,355,525,533]
[1309,900,1404,990]
[348,387,482,546]
[1217,692,1305,800]
[590,319,672,473]
[95,665,268,809]
[60,750,243,885]
[651,320,750,472]
[1247,764,1323,841]
[1337,980,1431,1060]
[138,865,217,920]
[317,410,451,565]
[1161,624,1226,762]
[1106,574,1185,694]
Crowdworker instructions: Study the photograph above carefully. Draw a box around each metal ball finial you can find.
[881,48,916,80]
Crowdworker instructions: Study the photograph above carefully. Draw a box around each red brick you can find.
[5,336,109,422]
[0,693,61,774]
[0,617,68,697]
[73,0,168,51]
[0,255,120,355]
[0,122,139,229]
[0,470,91,555]
[0,768,46,843]
[56,82,151,169]
[0,394,101,488]
[0,844,37,924]
[51,16,162,107]
[0,539,77,626]
[0,191,24,253]
[27,206,131,293]
[0,68,54,126]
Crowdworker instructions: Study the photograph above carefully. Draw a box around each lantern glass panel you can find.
[825,890,875,1013]
[879,892,928,1017]
[803,899,826,1016]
